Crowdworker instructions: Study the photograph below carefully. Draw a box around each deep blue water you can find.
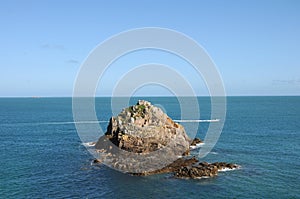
[0,97,299,198]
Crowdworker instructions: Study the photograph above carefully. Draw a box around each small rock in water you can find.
[92,159,101,164]
[174,161,239,179]
[190,138,203,146]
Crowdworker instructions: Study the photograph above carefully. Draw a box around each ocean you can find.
[0,97,299,198]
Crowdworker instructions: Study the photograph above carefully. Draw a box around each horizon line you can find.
[0,94,299,98]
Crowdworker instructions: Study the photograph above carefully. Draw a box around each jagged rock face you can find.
[95,100,191,173]
[102,100,190,154]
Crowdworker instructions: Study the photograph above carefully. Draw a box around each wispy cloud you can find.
[66,59,79,64]
[272,79,300,85]
[40,43,65,50]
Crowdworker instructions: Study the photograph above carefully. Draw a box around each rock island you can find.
[95,100,239,179]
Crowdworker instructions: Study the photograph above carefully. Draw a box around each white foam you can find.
[210,152,218,155]
[82,142,96,147]
[219,168,234,172]
[196,176,210,179]
[219,166,240,172]
[190,143,205,150]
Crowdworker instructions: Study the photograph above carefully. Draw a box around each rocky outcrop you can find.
[131,156,199,176]
[129,156,240,178]
[94,100,239,177]
[174,161,239,179]
[95,100,191,173]
[100,100,190,154]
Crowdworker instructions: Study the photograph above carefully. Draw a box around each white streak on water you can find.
[40,121,109,125]
[174,119,220,123]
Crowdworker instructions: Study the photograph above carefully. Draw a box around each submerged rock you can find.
[174,161,239,179]
[132,156,199,176]
[131,156,240,179]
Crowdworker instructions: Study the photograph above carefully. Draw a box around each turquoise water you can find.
[0,97,299,198]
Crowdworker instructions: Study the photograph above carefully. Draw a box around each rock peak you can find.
[103,100,190,153]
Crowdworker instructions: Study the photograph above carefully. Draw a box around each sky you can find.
[0,0,299,97]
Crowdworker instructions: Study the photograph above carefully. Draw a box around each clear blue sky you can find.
[1,0,299,96]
